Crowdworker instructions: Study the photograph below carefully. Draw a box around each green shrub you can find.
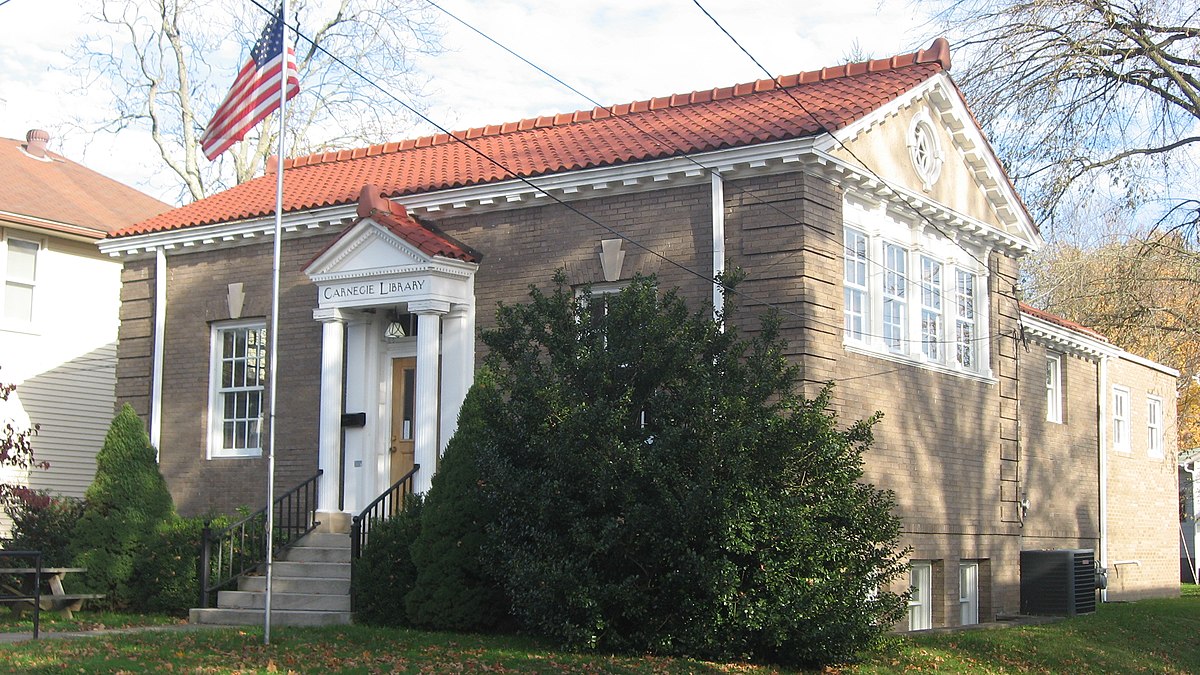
[471,274,908,666]
[405,382,509,632]
[352,495,423,626]
[129,514,229,613]
[71,404,175,609]
[2,491,84,567]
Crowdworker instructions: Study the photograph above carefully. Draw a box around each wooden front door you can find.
[389,357,417,485]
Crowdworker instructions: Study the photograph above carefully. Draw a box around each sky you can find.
[0,0,930,205]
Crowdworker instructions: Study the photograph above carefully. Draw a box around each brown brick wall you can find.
[1105,357,1179,600]
[116,234,336,517]
[114,168,1133,627]
[1018,342,1101,551]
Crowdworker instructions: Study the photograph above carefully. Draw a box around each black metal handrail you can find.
[0,550,42,639]
[351,465,419,559]
[198,470,322,608]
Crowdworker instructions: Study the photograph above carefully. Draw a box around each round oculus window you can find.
[908,115,942,191]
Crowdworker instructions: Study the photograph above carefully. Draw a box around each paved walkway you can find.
[0,622,215,644]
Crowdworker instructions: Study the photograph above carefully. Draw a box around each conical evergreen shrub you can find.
[71,403,175,609]
[404,380,509,631]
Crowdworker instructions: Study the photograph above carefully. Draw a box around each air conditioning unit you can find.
[1020,549,1098,616]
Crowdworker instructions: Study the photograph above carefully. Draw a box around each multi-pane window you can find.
[1148,396,1164,458]
[209,322,267,457]
[4,237,39,323]
[843,228,868,341]
[954,270,976,369]
[1046,354,1063,423]
[882,243,907,352]
[840,224,986,376]
[1112,386,1130,453]
[920,256,942,360]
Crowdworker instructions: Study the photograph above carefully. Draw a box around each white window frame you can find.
[919,255,943,362]
[843,227,869,342]
[959,562,979,626]
[208,320,268,459]
[841,202,991,381]
[954,269,977,370]
[1046,353,1063,424]
[908,561,933,631]
[1147,396,1164,458]
[881,241,908,352]
[908,109,944,191]
[2,235,41,327]
[1112,386,1131,454]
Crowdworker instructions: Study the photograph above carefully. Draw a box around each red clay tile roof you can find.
[344,184,479,263]
[1019,302,1108,341]
[1,135,170,237]
[113,39,953,239]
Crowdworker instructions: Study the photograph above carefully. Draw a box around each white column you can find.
[341,313,373,514]
[313,308,346,531]
[440,304,471,455]
[410,300,449,494]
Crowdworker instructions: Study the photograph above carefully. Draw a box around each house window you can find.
[953,270,977,369]
[959,562,979,625]
[1112,386,1130,454]
[908,111,943,191]
[840,211,988,378]
[843,228,868,341]
[4,237,39,323]
[908,561,933,631]
[1147,396,1164,458]
[1046,354,1063,424]
[209,321,267,458]
[882,242,907,352]
[919,256,942,361]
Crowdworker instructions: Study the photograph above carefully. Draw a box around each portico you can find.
[304,186,479,532]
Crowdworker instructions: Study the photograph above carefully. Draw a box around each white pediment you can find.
[305,218,476,311]
[305,219,435,281]
[823,72,1043,255]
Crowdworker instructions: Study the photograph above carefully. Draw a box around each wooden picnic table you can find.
[0,567,103,619]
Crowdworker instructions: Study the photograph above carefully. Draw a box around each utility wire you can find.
[418,0,1008,349]
[245,0,1012,353]
[690,0,1029,338]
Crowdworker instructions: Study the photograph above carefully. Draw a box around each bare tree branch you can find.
[71,0,442,203]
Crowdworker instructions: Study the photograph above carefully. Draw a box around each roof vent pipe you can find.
[24,129,49,158]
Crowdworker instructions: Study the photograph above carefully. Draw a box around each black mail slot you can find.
[341,412,366,428]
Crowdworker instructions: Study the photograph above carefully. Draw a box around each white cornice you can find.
[1020,312,1118,360]
[99,92,1039,262]
[98,139,821,259]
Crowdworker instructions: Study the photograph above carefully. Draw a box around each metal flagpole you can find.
[264,0,290,646]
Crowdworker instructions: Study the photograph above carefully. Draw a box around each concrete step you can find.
[217,590,351,612]
[269,561,350,579]
[189,607,352,627]
[238,575,351,595]
[296,532,351,549]
[282,546,350,563]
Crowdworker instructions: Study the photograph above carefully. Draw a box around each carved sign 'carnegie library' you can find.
[321,278,426,302]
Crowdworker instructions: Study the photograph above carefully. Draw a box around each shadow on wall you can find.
[14,342,118,500]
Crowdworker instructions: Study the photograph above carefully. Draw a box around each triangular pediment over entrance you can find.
[305,185,478,311]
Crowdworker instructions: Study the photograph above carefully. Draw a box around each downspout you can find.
[150,247,166,460]
[1098,354,1109,602]
[711,172,725,327]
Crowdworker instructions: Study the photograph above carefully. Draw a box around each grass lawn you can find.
[0,588,1196,674]
[0,609,185,634]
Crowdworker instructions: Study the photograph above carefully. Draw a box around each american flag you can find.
[200,9,300,160]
